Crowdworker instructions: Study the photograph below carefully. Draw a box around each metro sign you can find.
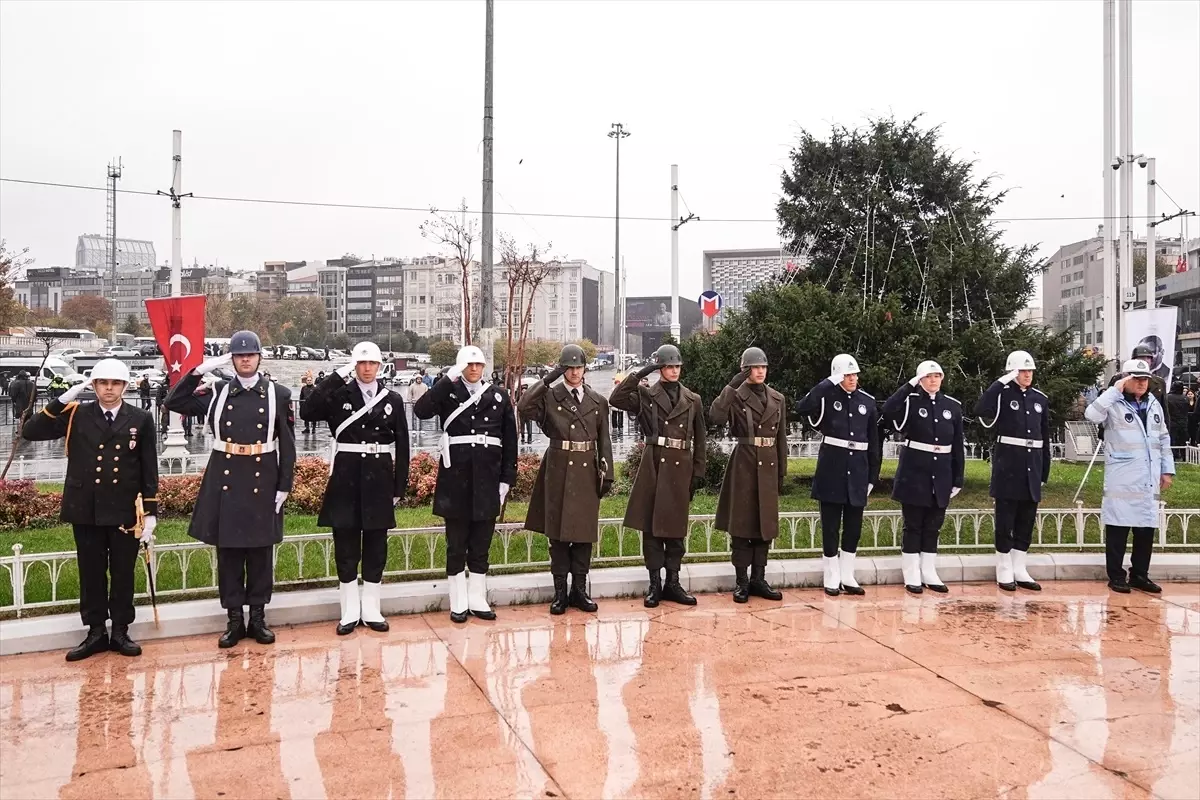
[698,290,723,318]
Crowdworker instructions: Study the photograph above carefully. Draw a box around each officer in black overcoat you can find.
[165,330,296,648]
[795,353,880,597]
[22,358,159,661]
[880,359,965,595]
[413,345,518,623]
[302,340,410,635]
[974,349,1050,592]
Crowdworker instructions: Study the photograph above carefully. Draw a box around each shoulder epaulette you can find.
[945,396,962,405]
[1029,387,1047,398]
[858,390,875,400]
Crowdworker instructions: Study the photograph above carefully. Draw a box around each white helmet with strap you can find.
[457,345,486,365]
[90,358,131,384]
[352,341,384,364]
[1005,350,1036,371]
[831,353,860,375]
[916,360,944,380]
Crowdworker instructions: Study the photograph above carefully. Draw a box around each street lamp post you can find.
[608,123,630,358]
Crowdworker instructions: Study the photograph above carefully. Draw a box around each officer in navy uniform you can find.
[881,359,965,594]
[413,345,518,623]
[165,330,296,648]
[795,353,881,596]
[22,358,159,661]
[974,349,1050,592]
[302,341,410,635]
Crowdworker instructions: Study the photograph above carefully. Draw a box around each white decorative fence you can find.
[3,505,1196,618]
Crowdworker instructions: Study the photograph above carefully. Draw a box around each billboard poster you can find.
[626,297,673,330]
[1121,306,1178,385]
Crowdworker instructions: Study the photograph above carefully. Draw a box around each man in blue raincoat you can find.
[1084,357,1174,594]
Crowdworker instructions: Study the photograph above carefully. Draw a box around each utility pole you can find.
[669,164,697,341]
[156,130,193,460]
[480,0,494,330]
[1118,0,1134,350]
[1102,0,1118,368]
[1145,157,1156,310]
[106,158,122,337]
[609,123,630,354]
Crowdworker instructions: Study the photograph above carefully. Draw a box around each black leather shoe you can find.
[362,619,389,632]
[662,570,697,606]
[732,570,750,604]
[219,609,246,649]
[749,566,782,601]
[66,625,109,662]
[247,605,275,644]
[998,580,1017,592]
[924,582,949,594]
[905,583,924,595]
[450,610,469,624]
[569,573,598,613]
[1129,574,1162,594]
[1108,578,1132,594]
[644,571,662,609]
[841,583,866,596]
[336,620,358,636]
[550,575,569,615]
[1015,578,1042,592]
[109,625,142,657]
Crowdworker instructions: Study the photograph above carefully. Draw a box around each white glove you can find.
[829,374,844,386]
[141,515,157,541]
[867,483,874,497]
[275,491,288,513]
[393,497,401,507]
[447,363,465,381]
[196,353,233,375]
[59,378,91,404]
[336,358,355,378]
[950,486,961,499]
[1000,370,1019,385]
[499,482,510,505]
[908,374,920,387]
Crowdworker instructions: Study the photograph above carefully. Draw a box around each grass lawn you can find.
[4,459,1198,612]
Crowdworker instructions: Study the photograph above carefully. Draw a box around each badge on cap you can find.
[918,407,929,418]
[833,401,842,411]
[858,404,867,415]
[1033,402,1042,413]
[1010,400,1020,411]
[942,409,952,420]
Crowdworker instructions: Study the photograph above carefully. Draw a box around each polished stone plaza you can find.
[1,582,1196,799]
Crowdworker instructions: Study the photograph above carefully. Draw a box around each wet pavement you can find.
[2,582,1196,800]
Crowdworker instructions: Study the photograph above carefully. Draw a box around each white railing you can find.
[2,505,1195,618]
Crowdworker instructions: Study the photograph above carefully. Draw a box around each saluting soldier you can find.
[974,350,1050,592]
[881,360,965,594]
[709,347,786,603]
[609,344,707,608]
[413,345,518,623]
[165,330,296,648]
[795,353,881,596]
[519,343,614,615]
[22,358,159,662]
[302,341,410,635]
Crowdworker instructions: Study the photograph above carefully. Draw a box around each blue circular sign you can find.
[698,290,723,318]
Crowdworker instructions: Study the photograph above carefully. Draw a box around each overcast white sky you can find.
[2,0,1197,307]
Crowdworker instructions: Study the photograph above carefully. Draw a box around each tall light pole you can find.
[1143,156,1156,310]
[609,122,629,354]
[1102,0,1117,366]
[480,0,494,330]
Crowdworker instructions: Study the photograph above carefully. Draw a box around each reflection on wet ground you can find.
[1,582,1197,799]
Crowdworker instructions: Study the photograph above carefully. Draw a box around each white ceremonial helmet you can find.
[1121,358,1153,377]
[831,353,860,375]
[916,360,944,380]
[457,345,486,365]
[351,341,384,364]
[90,358,131,384]
[1005,350,1036,371]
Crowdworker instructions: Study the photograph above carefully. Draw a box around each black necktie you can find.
[573,388,581,404]
[104,410,114,425]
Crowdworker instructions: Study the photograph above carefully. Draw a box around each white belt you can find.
[336,442,396,456]
[903,440,951,454]
[212,440,278,456]
[997,436,1043,449]
[822,436,868,451]
[442,433,502,467]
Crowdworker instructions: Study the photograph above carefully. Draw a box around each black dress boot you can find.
[644,570,662,609]
[662,570,697,606]
[748,565,783,601]
[66,624,109,662]
[569,573,598,612]
[732,569,750,604]
[248,605,276,644]
[550,575,569,615]
[219,608,246,649]
[109,625,142,657]
[1129,574,1162,594]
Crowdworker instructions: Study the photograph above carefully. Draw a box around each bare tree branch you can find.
[420,199,478,344]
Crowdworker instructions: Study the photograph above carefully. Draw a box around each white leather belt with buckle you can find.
[552,440,595,452]
[212,441,278,456]
[997,436,1043,449]
[652,436,689,450]
[447,434,502,448]
[904,440,952,454]
[822,436,868,451]
[338,443,397,456]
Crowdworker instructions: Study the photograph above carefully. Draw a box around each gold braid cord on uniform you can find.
[60,402,81,457]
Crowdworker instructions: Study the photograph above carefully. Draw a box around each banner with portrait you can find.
[1121,306,1178,385]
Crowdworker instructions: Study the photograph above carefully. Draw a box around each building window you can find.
[1096,331,1103,343]
[1085,309,1092,321]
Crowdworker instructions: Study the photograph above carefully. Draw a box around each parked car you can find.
[137,343,161,357]
[50,348,86,362]
[97,345,138,357]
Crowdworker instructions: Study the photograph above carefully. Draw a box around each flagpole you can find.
[160,130,191,461]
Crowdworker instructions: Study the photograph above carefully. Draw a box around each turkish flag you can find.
[145,295,207,386]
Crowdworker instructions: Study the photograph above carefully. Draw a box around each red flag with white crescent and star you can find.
[145,295,207,387]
